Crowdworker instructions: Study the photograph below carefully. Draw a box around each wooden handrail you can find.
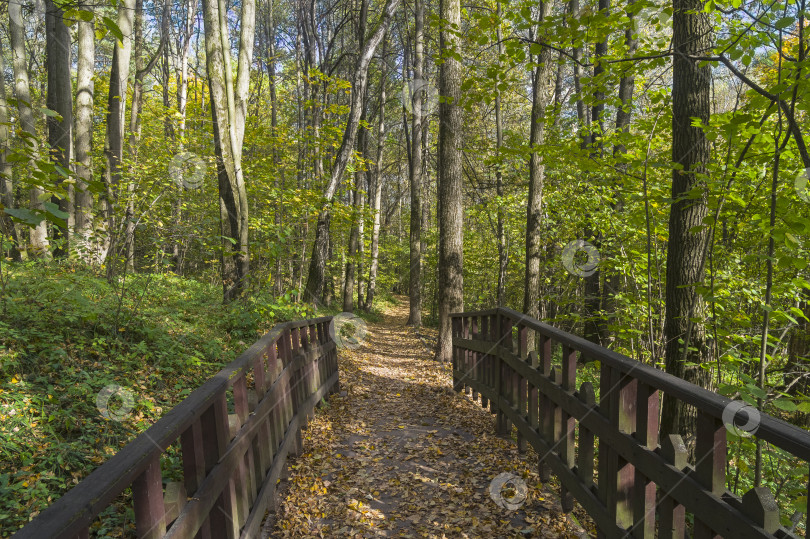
[13,316,339,539]
[451,307,810,539]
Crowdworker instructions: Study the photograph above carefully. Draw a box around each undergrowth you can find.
[0,261,337,537]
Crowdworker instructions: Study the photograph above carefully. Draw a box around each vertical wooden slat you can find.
[597,364,617,536]
[180,418,211,539]
[452,316,461,391]
[633,383,658,538]
[559,345,577,512]
[741,486,780,534]
[659,434,687,539]
[694,411,726,539]
[576,383,596,490]
[614,374,637,530]
[132,453,165,539]
[528,351,539,432]
[538,335,552,481]
[205,392,239,539]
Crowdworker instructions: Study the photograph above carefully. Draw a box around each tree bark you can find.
[436,0,464,362]
[495,0,507,306]
[523,0,555,329]
[45,0,73,258]
[0,35,21,261]
[603,0,638,343]
[661,0,713,439]
[10,1,48,255]
[201,0,254,302]
[366,41,388,310]
[407,0,425,325]
[303,0,400,304]
[103,0,136,275]
[583,0,610,345]
[75,1,95,258]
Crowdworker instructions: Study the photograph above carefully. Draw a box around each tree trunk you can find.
[407,0,425,325]
[0,35,21,261]
[303,0,400,305]
[523,0,555,329]
[173,0,196,275]
[661,0,713,439]
[10,1,48,256]
[603,0,638,344]
[75,1,95,260]
[103,0,136,275]
[201,0,254,302]
[583,0,610,345]
[46,0,73,258]
[343,115,368,313]
[436,0,464,362]
[495,0,507,306]
[366,42,388,310]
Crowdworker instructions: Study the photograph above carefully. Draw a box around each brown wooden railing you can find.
[14,316,339,539]
[451,307,810,539]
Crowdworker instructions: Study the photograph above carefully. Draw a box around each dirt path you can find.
[265,299,591,538]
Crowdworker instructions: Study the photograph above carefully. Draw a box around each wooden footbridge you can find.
[13,308,810,538]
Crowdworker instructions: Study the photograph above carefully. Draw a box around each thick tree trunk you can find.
[103,0,136,275]
[303,0,400,304]
[523,1,555,328]
[75,2,95,259]
[407,0,425,325]
[10,1,48,256]
[46,0,73,258]
[661,0,713,438]
[436,0,464,362]
[201,0,254,302]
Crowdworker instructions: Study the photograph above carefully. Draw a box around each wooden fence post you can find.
[132,453,165,539]
[741,486,780,534]
[560,344,577,512]
[659,434,687,539]
[694,411,726,539]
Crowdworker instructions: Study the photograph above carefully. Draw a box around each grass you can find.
[0,261,374,537]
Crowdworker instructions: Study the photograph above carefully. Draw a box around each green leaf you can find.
[774,16,794,29]
[43,201,69,220]
[102,16,124,43]
[3,207,44,227]
[796,401,810,413]
[772,398,797,412]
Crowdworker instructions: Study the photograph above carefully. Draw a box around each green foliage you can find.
[0,262,310,535]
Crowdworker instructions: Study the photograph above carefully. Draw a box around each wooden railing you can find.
[14,316,339,539]
[451,307,810,539]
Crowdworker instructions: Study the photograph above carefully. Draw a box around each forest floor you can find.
[264,298,594,538]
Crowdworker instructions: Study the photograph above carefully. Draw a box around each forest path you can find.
[264,298,591,538]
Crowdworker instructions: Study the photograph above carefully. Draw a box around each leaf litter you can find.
[265,300,594,538]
